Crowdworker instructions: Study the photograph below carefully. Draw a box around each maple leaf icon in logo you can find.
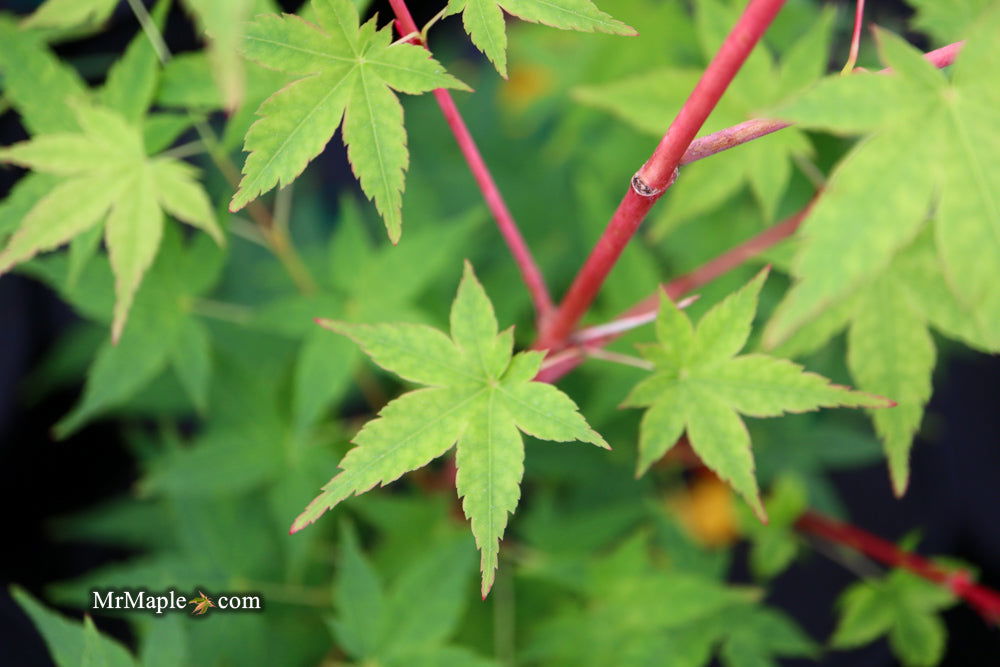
[188,591,216,615]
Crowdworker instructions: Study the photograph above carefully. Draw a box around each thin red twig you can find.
[536,0,788,350]
[796,510,1000,624]
[534,199,814,383]
[653,441,1000,625]
[535,38,965,357]
[681,118,790,165]
[842,0,866,73]
[653,201,812,304]
[387,0,555,323]
[661,42,965,170]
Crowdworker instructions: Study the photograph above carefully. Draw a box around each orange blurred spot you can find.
[670,471,738,547]
[500,65,554,112]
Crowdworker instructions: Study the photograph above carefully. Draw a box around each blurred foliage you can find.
[1,0,997,665]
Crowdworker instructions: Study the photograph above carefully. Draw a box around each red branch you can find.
[679,41,963,167]
[796,510,1000,624]
[535,0,788,350]
[387,0,554,322]
[534,39,965,376]
[843,0,866,72]
[534,200,814,383]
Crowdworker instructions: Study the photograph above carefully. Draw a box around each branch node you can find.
[632,168,677,198]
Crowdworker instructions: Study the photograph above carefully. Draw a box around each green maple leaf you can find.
[714,604,818,667]
[771,231,995,496]
[0,0,197,289]
[737,475,808,580]
[0,15,89,136]
[20,0,119,30]
[332,523,492,663]
[23,227,224,437]
[763,14,1000,349]
[11,586,135,667]
[291,262,607,595]
[575,2,833,226]
[847,272,935,500]
[527,530,811,667]
[907,0,994,44]
[443,0,636,78]
[230,0,468,242]
[622,269,890,519]
[0,104,222,342]
[832,569,957,667]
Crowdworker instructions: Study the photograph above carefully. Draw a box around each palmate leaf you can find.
[292,262,607,595]
[0,16,88,135]
[443,0,636,78]
[41,229,225,437]
[0,104,221,342]
[623,270,890,519]
[11,586,135,667]
[764,15,1000,349]
[332,524,490,663]
[230,0,469,242]
[832,569,956,667]
[20,0,118,31]
[99,2,166,126]
[1,2,196,289]
[769,231,992,496]
[847,275,935,497]
[737,476,808,580]
[527,530,814,667]
[907,0,994,43]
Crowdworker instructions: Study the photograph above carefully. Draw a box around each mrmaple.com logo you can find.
[91,589,262,615]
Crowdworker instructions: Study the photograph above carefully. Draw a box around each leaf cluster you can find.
[1,0,997,665]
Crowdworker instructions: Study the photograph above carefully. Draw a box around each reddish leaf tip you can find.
[753,502,770,525]
[315,318,341,332]
[867,392,898,409]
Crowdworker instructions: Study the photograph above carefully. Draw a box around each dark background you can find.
[0,0,998,664]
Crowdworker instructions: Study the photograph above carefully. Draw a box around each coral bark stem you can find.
[387,0,555,323]
[796,510,1000,623]
[536,0,789,350]
[535,38,965,366]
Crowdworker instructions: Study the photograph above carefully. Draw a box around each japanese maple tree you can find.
[1,0,999,665]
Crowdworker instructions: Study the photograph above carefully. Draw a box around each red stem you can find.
[535,39,965,358]
[536,0,788,350]
[679,41,963,167]
[656,200,812,303]
[681,118,790,165]
[843,0,866,72]
[640,0,788,190]
[387,0,554,322]
[534,199,814,383]
[796,510,1000,624]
